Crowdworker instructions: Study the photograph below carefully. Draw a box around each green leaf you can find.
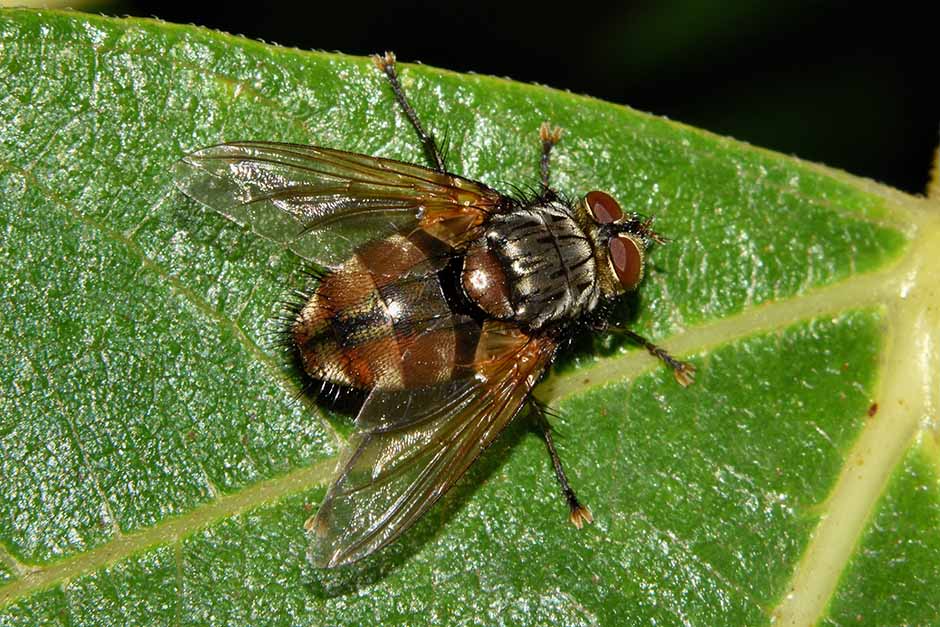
[1,8,938,626]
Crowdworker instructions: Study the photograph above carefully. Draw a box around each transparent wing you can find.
[307,322,557,568]
[173,141,502,266]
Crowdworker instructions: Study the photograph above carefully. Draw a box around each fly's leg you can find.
[532,402,593,529]
[372,51,446,172]
[613,327,696,387]
[539,122,563,190]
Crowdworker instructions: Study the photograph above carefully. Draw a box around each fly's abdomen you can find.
[293,232,475,390]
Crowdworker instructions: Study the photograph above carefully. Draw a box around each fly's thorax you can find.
[461,201,600,329]
[461,240,514,319]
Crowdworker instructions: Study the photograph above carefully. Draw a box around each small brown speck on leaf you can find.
[867,402,879,417]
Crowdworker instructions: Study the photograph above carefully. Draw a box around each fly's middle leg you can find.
[372,51,446,172]
[611,327,696,387]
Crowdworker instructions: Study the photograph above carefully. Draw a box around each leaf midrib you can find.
[772,203,940,625]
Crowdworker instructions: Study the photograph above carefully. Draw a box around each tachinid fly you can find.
[174,52,695,568]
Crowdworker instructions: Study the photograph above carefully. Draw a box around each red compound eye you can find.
[608,234,644,290]
[586,191,623,224]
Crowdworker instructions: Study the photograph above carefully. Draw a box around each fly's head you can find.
[578,190,665,299]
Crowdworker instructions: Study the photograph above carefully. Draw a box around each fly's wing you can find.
[307,322,557,568]
[173,141,502,267]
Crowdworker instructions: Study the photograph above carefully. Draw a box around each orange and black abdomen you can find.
[292,231,477,390]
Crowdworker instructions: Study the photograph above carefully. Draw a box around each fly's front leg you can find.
[532,402,593,529]
[372,51,446,172]
[613,327,696,387]
[539,122,563,190]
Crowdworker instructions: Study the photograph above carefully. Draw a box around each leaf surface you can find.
[1,9,938,626]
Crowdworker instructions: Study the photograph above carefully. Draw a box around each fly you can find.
[174,52,695,568]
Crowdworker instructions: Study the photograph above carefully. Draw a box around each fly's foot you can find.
[539,123,564,189]
[568,502,594,529]
[672,360,696,388]
[539,122,563,146]
[651,346,696,388]
[647,344,696,387]
[371,51,396,73]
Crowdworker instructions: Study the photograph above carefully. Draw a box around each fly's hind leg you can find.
[539,122,563,190]
[613,327,696,387]
[372,51,446,172]
[532,401,593,529]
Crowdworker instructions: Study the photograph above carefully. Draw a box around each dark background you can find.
[117,1,937,194]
